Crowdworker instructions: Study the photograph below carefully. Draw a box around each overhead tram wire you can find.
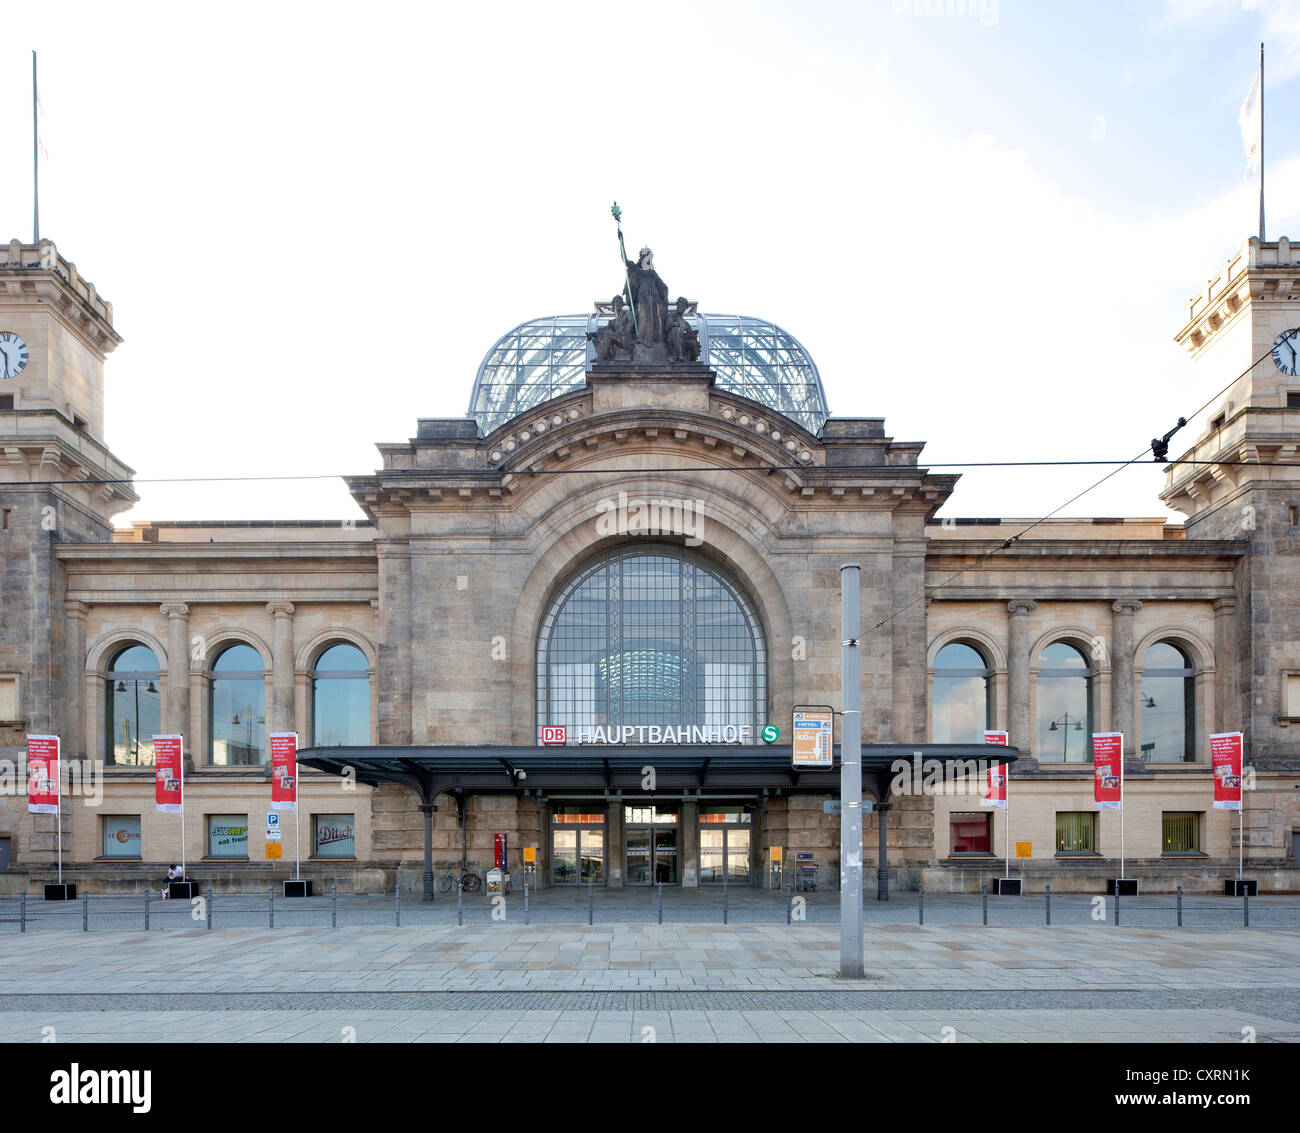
[0,332,1289,493]
[859,334,1291,640]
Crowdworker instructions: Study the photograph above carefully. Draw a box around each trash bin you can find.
[486,867,504,893]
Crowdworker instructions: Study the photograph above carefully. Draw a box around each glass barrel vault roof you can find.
[468,313,830,436]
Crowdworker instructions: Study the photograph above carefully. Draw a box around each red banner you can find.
[1093,732,1123,812]
[1211,732,1243,811]
[269,732,298,811]
[154,735,184,814]
[982,730,1008,809]
[26,735,59,815]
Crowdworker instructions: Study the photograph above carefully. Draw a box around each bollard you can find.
[1114,889,1120,927]
[723,874,729,925]
[982,882,988,927]
[332,884,338,929]
[1177,885,1183,928]
[918,882,924,926]
[524,878,529,926]
[395,880,401,928]
[1243,890,1249,928]
[20,890,26,934]
[82,890,89,932]
[588,880,594,926]
[206,885,213,930]
[657,882,663,926]
[144,889,150,932]
[1045,883,1051,926]
[786,879,793,925]
[456,879,463,926]
[269,886,274,929]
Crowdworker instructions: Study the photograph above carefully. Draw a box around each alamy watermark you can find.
[595,490,705,547]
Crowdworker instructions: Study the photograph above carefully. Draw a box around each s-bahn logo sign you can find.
[540,724,758,745]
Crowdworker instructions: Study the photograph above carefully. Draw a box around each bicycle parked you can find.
[437,869,482,894]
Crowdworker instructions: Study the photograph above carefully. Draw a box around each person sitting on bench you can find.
[164,864,185,898]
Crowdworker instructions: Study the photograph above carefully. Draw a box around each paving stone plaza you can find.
[5,892,1299,1043]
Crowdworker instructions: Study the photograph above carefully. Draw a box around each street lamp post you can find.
[1048,712,1084,762]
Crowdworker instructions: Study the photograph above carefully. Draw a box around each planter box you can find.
[166,881,198,900]
[43,883,76,901]
[992,878,1022,896]
[1224,878,1258,897]
[1106,878,1139,896]
[283,880,313,898]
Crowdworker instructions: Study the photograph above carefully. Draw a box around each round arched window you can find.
[208,644,265,765]
[311,643,370,747]
[932,642,991,743]
[106,645,161,766]
[1036,642,1093,763]
[1141,642,1195,762]
[536,544,766,743]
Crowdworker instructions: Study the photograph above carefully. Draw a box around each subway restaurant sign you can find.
[541,724,765,745]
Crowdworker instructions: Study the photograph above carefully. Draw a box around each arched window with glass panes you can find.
[311,643,371,746]
[1036,641,1093,763]
[931,642,992,742]
[106,645,161,765]
[1140,642,1195,763]
[208,644,266,765]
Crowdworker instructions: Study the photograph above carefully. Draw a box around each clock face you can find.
[1272,328,1300,377]
[0,332,27,380]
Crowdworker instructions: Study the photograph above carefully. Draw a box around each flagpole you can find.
[1258,42,1265,242]
[32,50,39,243]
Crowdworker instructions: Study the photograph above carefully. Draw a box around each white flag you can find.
[1239,70,1261,178]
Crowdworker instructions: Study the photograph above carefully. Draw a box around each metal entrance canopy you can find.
[298,743,1018,901]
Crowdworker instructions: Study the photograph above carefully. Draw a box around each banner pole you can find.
[295,754,301,882]
[180,752,187,880]
[56,741,62,884]
[1004,776,1010,880]
[1120,733,1126,879]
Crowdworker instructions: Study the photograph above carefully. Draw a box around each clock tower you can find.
[1161,235,1300,760]
[0,238,137,755]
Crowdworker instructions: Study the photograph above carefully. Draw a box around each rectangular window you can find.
[101,815,142,859]
[0,675,17,720]
[313,813,355,858]
[1162,811,1201,854]
[1286,672,1300,718]
[1211,412,1226,430]
[1288,391,1300,409]
[1055,811,1096,854]
[0,395,13,410]
[207,814,248,859]
[552,806,605,825]
[950,812,992,854]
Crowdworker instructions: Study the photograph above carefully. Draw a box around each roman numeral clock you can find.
[1272,328,1299,377]
[0,332,28,379]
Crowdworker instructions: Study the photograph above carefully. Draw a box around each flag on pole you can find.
[1239,69,1262,178]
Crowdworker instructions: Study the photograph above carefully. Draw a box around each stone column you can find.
[1111,600,1142,756]
[1213,597,1239,733]
[266,602,296,732]
[63,602,89,757]
[1006,601,1037,754]
[160,603,190,739]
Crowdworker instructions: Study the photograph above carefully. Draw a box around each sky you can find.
[1,0,1297,526]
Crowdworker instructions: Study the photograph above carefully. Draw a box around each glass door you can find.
[580,830,604,883]
[654,828,678,883]
[725,828,751,882]
[551,829,577,885]
[700,829,724,883]
[625,829,651,884]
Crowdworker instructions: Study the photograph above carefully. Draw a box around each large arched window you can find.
[208,644,265,765]
[106,645,161,766]
[1141,642,1195,763]
[1036,641,1093,763]
[931,642,991,743]
[311,643,370,746]
[536,543,766,741]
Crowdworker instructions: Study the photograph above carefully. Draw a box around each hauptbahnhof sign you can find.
[541,724,759,745]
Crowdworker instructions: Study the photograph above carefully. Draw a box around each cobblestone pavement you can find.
[3,919,1299,1042]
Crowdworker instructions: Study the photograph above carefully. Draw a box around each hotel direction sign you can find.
[792,706,834,769]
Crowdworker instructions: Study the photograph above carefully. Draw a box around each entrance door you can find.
[624,810,680,884]
[625,829,651,885]
[552,829,577,885]
[700,827,751,882]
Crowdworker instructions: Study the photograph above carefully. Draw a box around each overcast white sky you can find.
[2,0,1298,525]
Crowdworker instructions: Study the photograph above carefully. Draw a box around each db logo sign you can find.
[541,725,567,745]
